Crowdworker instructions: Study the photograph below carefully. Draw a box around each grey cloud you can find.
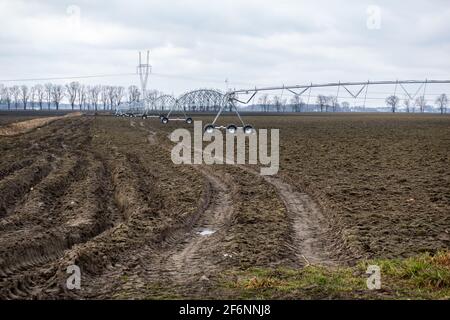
[0,0,449,95]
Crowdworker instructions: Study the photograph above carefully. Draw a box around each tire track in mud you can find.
[244,168,338,266]
[0,118,125,299]
[0,119,92,208]
[0,118,93,221]
[0,120,92,218]
[146,165,234,281]
[0,158,35,181]
[0,154,123,299]
[214,154,338,266]
[141,122,235,258]
[55,139,172,298]
[0,158,54,218]
[0,117,339,299]
[49,119,337,298]
[146,121,338,267]
[0,154,86,231]
[87,121,236,297]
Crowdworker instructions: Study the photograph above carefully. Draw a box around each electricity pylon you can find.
[137,50,151,111]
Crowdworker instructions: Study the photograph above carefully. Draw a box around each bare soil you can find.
[0,113,448,299]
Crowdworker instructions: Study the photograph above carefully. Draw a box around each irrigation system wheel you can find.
[243,125,254,134]
[204,124,215,134]
[226,124,237,134]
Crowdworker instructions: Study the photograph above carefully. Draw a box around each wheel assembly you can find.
[185,117,193,124]
[204,124,215,134]
[243,125,254,134]
[226,124,237,134]
[161,117,169,124]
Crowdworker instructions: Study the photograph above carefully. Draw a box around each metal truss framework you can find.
[137,51,151,110]
[155,89,251,132]
[117,79,450,131]
[230,79,450,108]
[176,89,224,112]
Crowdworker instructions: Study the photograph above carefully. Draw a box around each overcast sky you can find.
[0,0,449,96]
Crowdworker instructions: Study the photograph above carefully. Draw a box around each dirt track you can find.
[0,116,338,299]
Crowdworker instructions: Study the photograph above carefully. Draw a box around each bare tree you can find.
[127,85,140,104]
[258,94,269,112]
[44,83,53,109]
[281,98,287,112]
[403,99,411,113]
[385,95,400,113]
[415,96,427,113]
[316,95,328,112]
[85,86,91,110]
[107,86,116,110]
[114,86,125,108]
[11,85,20,109]
[65,81,80,110]
[20,85,30,110]
[33,84,45,110]
[1,86,12,110]
[89,85,101,111]
[101,86,109,109]
[77,85,87,110]
[435,93,448,114]
[30,86,37,109]
[272,95,282,112]
[328,95,338,112]
[290,95,304,112]
[341,101,350,112]
[51,85,65,110]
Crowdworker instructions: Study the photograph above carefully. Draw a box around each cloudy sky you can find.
[0,0,449,96]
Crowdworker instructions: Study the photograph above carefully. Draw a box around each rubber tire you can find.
[227,124,237,134]
[204,124,215,134]
[243,125,254,134]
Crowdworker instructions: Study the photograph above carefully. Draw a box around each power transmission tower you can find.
[137,50,151,111]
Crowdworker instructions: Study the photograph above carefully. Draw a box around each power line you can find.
[0,73,136,82]
[0,71,254,87]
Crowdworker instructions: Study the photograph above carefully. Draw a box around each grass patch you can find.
[221,251,450,299]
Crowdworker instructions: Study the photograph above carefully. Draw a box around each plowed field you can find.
[0,113,448,299]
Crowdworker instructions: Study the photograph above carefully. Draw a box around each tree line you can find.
[255,93,448,113]
[385,94,448,114]
[0,82,159,111]
[256,94,350,112]
[1,82,448,114]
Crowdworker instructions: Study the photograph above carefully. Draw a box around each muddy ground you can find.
[0,113,448,299]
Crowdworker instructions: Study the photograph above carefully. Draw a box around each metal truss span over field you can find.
[115,79,450,133]
[117,79,450,115]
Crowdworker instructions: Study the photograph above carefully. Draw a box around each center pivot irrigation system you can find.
[116,51,450,133]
